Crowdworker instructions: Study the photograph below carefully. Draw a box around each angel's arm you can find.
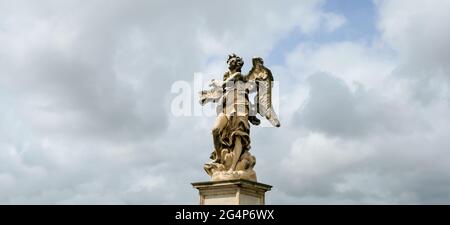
[222,72,241,87]
[209,79,223,88]
[227,72,243,82]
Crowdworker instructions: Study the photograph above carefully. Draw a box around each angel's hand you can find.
[209,79,215,87]
[222,72,241,88]
[210,79,222,87]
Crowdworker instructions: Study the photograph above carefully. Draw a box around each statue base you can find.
[191,179,272,205]
[204,150,258,182]
[210,169,257,182]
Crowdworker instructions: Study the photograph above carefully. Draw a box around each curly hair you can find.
[226,53,244,72]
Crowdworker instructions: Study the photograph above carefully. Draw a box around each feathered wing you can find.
[247,62,281,127]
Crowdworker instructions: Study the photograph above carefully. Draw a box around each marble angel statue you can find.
[199,54,280,182]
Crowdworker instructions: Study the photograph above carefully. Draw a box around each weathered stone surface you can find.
[198,54,280,182]
[204,150,257,182]
[192,179,272,205]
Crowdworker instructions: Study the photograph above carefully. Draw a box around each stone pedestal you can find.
[191,179,272,205]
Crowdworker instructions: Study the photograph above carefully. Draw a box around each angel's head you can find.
[227,53,244,72]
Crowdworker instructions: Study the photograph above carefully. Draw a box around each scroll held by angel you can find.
[199,54,280,182]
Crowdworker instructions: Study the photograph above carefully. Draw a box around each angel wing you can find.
[247,57,281,127]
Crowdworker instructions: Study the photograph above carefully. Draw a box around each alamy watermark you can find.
[170,73,280,127]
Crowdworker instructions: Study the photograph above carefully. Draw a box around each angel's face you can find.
[228,57,244,71]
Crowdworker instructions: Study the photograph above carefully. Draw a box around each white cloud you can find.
[285,41,396,90]
[283,133,373,178]
[0,0,341,204]
[1,0,450,204]
[322,13,347,32]
[376,0,450,104]
[376,0,450,65]
[274,0,450,203]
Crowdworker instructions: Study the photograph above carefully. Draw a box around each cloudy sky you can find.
[1,0,450,204]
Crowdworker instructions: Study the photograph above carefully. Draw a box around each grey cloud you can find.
[0,0,336,203]
[294,72,415,138]
[3,0,449,205]
[278,129,450,204]
[376,0,450,104]
[275,1,450,204]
